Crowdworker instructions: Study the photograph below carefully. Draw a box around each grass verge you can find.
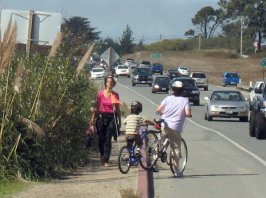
[0,180,33,197]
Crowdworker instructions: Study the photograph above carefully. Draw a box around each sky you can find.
[1,0,219,43]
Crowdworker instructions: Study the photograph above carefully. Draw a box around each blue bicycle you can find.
[118,125,158,174]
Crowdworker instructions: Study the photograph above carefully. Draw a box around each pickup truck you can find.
[249,80,266,139]
[249,80,264,110]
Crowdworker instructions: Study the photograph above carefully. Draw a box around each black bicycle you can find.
[144,119,188,175]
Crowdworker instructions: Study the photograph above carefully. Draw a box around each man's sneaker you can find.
[174,170,183,178]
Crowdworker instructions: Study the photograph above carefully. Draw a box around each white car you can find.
[178,66,190,76]
[115,65,130,77]
[90,67,105,79]
[124,58,134,66]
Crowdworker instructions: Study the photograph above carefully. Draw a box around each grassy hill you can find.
[123,50,266,86]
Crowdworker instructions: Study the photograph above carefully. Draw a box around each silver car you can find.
[204,90,249,122]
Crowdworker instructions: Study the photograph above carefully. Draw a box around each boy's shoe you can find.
[174,170,183,178]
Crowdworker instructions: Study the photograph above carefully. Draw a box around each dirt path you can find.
[11,135,139,198]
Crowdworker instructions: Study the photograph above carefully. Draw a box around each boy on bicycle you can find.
[124,101,153,150]
[156,81,192,177]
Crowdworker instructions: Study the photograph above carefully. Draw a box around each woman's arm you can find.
[156,104,164,115]
[116,104,121,129]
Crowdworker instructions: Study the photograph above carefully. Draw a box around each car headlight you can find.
[192,90,199,94]
[238,106,247,110]
[210,105,220,111]
[154,84,159,89]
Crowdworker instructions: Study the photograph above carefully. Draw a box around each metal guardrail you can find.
[237,83,250,92]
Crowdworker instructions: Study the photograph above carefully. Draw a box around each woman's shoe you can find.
[104,163,111,167]
[100,157,104,165]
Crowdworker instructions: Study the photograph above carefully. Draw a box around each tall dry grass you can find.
[29,32,63,118]
[0,19,17,75]
[76,43,95,75]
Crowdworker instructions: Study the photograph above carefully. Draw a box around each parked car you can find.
[151,63,163,75]
[190,71,208,91]
[170,77,200,105]
[249,81,266,139]
[167,69,181,80]
[132,67,153,86]
[152,76,170,93]
[177,66,190,76]
[222,72,240,86]
[115,65,130,77]
[90,67,105,79]
[204,90,249,122]
[249,80,264,110]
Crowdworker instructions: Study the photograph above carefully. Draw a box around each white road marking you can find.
[118,82,266,167]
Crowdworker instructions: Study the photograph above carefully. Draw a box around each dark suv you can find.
[170,77,200,105]
[132,67,153,86]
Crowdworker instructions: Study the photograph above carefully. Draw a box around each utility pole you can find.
[198,33,201,50]
[26,10,34,57]
[240,16,243,58]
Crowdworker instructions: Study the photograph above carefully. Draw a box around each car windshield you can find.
[180,67,188,70]
[155,77,169,83]
[93,68,104,72]
[118,65,128,69]
[225,73,239,78]
[192,73,206,78]
[211,91,244,101]
[135,68,151,74]
[176,79,196,88]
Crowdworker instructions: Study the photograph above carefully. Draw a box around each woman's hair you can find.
[104,75,116,88]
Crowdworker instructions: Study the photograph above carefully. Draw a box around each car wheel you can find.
[204,113,207,120]
[152,90,156,93]
[204,86,208,91]
[255,112,266,139]
[132,82,136,86]
[206,112,212,121]
[194,100,200,106]
[249,111,256,137]
[239,116,248,122]
[128,75,130,78]
[149,84,152,87]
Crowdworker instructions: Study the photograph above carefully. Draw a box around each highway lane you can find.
[113,76,266,197]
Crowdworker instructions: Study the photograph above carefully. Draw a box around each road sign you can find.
[101,47,120,66]
[260,58,266,67]
[150,53,161,59]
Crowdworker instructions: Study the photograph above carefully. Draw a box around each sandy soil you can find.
[10,135,139,198]
[125,50,266,86]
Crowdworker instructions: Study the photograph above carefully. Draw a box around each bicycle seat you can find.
[154,118,165,123]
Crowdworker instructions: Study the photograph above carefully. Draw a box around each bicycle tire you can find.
[169,138,188,175]
[138,131,159,170]
[118,146,131,174]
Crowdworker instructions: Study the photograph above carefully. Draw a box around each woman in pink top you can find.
[90,75,121,167]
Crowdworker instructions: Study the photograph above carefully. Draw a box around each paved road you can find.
[112,76,266,198]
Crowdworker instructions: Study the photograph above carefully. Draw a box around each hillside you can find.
[123,50,266,87]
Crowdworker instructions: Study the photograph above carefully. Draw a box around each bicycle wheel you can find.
[118,146,130,174]
[169,138,188,175]
[138,131,159,170]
